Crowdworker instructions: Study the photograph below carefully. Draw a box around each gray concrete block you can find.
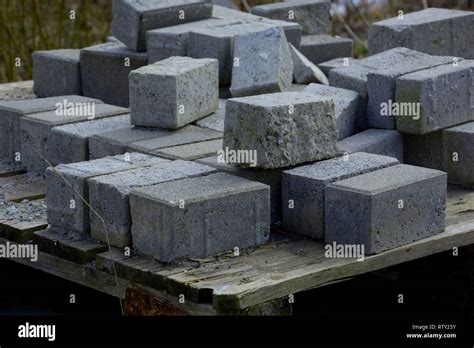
[318,57,359,75]
[366,52,455,130]
[197,155,285,225]
[80,42,147,107]
[223,92,338,169]
[230,26,293,97]
[395,60,474,134]
[368,8,474,59]
[112,0,213,51]
[403,132,443,170]
[0,96,101,164]
[290,44,328,85]
[325,164,447,254]
[47,115,131,166]
[337,129,404,162]
[299,35,353,65]
[303,83,360,140]
[282,152,399,239]
[287,84,308,92]
[20,103,129,174]
[33,49,82,97]
[153,139,223,160]
[128,125,222,154]
[189,21,279,86]
[130,172,270,262]
[89,160,216,248]
[251,0,331,35]
[442,122,474,187]
[195,99,226,132]
[130,57,219,129]
[46,153,169,235]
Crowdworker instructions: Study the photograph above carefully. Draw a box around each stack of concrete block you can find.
[300,35,353,66]
[129,56,219,129]
[223,91,338,169]
[325,164,446,254]
[88,160,216,247]
[33,50,82,97]
[318,57,359,76]
[230,26,294,97]
[303,83,361,139]
[250,0,331,35]
[45,153,169,236]
[130,172,270,262]
[368,8,474,59]
[20,102,129,174]
[282,152,400,238]
[0,96,101,166]
[80,42,148,107]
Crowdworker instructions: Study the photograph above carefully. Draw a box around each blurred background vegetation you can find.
[1,0,473,83]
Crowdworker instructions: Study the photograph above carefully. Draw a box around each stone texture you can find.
[395,60,474,134]
[195,99,226,132]
[224,92,338,169]
[130,172,270,262]
[337,129,404,162]
[403,132,443,170]
[33,49,82,97]
[47,115,131,166]
[299,34,353,65]
[318,57,359,75]
[304,83,360,140]
[368,8,474,59]
[251,0,331,35]
[442,122,474,187]
[130,57,218,129]
[80,42,148,107]
[20,103,129,174]
[152,139,223,160]
[89,160,216,248]
[282,152,399,239]
[45,153,169,235]
[325,164,447,254]
[230,26,293,97]
[290,44,328,85]
[112,0,213,51]
[0,96,101,164]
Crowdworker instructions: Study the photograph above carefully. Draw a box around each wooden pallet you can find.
[2,169,474,315]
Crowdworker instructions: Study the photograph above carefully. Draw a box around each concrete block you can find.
[223,92,338,169]
[303,83,360,140]
[251,0,331,35]
[153,139,223,160]
[0,96,101,164]
[47,115,131,166]
[130,172,270,262]
[282,152,399,239]
[287,84,308,92]
[230,26,293,97]
[403,132,443,170]
[80,42,147,107]
[45,153,169,235]
[128,126,222,155]
[112,0,213,51]
[442,122,474,187]
[290,44,328,85]
[189,21,279,86]
[368,8,474,59]
[325,164,447,254]
[20,103,129,174]
[130,57,218,129]
[197,155,285,225]
[337,129,404,162]
[89,160,216,248]
[299,35,352,65]
[33,49,82,97]
[318,57,359,75]
[396,60,474,134]
[395,60,474,134]
[195,99,226,132]
[366,52,455,130]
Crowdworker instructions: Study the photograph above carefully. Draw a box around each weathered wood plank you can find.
[4,182,45,202]
[0,217,48,243]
